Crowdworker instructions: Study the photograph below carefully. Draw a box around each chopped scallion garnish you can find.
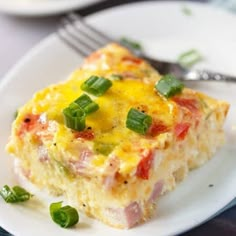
[126,108,152,135]
[155,74,184,98]
[120,37,142,51]
[182,5,192,16]
[12,186,32,202]
[63,106,86,131]
[0,185,32,203]
[50,201,79,228]
[81,76,112,96]
[94,142,116,155]
[110,74,123,81]
[177,49,203,68]
[14,110,18,119]
[0,185,17,203]
[74,94,99,115]
[63,94,99,131]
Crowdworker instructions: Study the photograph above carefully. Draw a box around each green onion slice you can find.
[0,185,32,203]
[155,74,184,98]
[126,108,152,135]
[120,37,142,51]
[12,186,32,202]
[74,94,99,115]
[182,5,192,16]
[63,94,99,131]
[0,185,17,203]
[14,110,18,119]
[63,105,86,131]
[81,76,112,96]
[177,49,203,68]
[94,142,116,156]
[50,201,79,228]
[110,74,123,81]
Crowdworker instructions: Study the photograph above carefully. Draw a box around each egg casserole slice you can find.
[6,44,229,228]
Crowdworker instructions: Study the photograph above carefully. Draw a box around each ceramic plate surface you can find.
[0,1,236,236]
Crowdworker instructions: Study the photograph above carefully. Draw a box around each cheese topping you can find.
[11,44,183,176]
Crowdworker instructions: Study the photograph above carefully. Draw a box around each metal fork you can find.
[58,13,236,82]
[56,13,236,219]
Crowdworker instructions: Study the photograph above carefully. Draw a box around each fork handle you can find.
[185,70,236,82]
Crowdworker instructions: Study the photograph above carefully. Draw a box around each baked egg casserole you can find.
[6,43,229,229]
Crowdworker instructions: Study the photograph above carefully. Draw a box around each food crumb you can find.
[182,5,192,16]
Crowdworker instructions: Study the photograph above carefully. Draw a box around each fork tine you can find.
[58,13,236,82]
[68,13,112,44]
[61,18,98,54]
[58,13,114,58]
[62,18,103,51]
[66,14,111,48]
[57,28,88,57]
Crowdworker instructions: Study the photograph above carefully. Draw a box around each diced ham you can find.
[148,180,164,203]
[69,149,93,175]
[38,145,49,162]
[125,202,142,228]
[105,201,142,228]
[102,158,120,190]
[103,176,116,190]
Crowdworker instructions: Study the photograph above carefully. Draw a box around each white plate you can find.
[0,0,104,17]
[1,1,236,236]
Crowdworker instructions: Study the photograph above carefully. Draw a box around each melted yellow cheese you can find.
[11,44,179,175]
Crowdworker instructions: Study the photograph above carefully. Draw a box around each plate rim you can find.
[0,1,236,236]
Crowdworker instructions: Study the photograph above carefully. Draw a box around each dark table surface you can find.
[0,0,235,235]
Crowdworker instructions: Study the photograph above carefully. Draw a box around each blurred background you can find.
[1,0,236,78]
